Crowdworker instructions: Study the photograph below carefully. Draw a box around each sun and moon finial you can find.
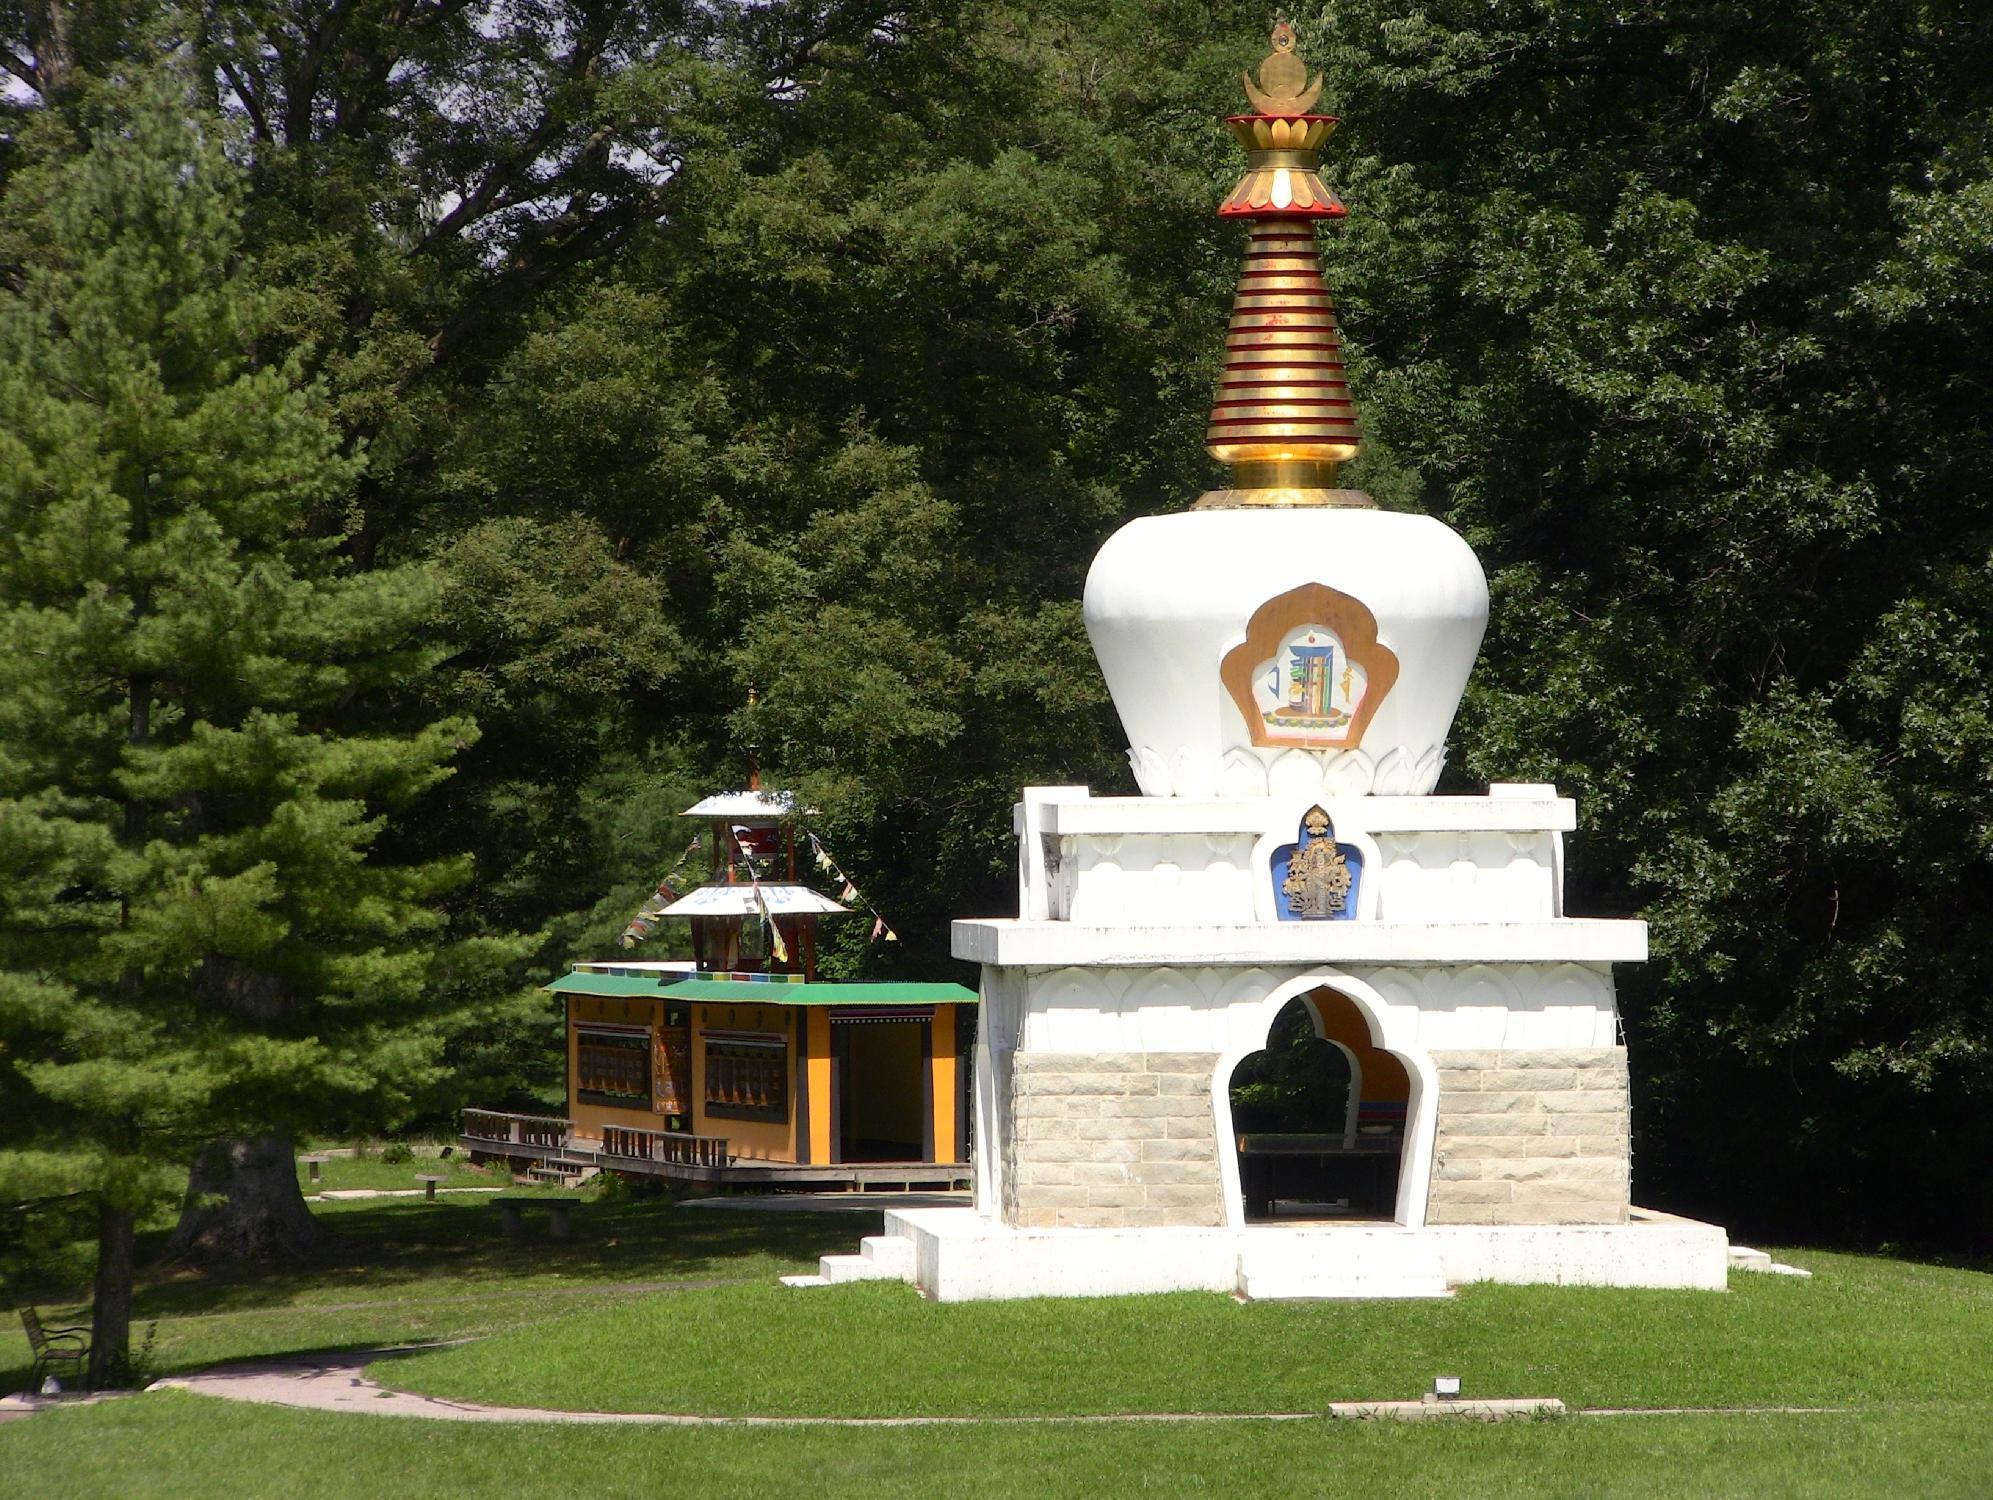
[1241,20,1324,117]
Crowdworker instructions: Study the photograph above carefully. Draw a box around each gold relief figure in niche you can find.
[1282,806,1353,918]
[1219,582,1399,749]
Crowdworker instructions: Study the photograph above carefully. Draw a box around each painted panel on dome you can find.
[1220,582,1400,749]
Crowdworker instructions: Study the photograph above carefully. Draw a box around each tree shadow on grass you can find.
[11,1198,875,1330]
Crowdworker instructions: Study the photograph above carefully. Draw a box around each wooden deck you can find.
[460,1109,972,1192]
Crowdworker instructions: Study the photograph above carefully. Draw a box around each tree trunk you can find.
[86,1198,133,1389]
[167,1133,332,1260]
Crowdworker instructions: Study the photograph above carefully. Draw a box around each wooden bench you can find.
[415,1173,446,1201]
[1235,1133,1401,1220]
[493,1197,575,1241]
[19,1307,89,1388]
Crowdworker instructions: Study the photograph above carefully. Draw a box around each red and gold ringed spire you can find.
[1198,20,1370,510]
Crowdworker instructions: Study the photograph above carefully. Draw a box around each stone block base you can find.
[1005,1051,1224,1228]
[1427,1047,1631,1225]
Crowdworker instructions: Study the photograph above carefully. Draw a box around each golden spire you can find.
[1198,21,1371,510]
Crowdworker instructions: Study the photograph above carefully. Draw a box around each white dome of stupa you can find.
[1083,30,1487,798]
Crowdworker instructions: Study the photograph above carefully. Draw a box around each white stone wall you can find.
[1011,962,1620,1056]
[1004,1052,1226,1229]
[1427,1048,1632,1226]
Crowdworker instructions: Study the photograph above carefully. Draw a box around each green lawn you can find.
[4,1391,1989,1499]
[388,1250,1992,1417]
[1,1193,868,1390]
[4,1173,1991,1498]
[296,1148,507,1195]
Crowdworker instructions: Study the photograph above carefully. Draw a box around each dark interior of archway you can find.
[1230,997,1400,1222]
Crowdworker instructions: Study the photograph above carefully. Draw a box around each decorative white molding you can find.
[1128,742,1447,799]
[1007,961,1620,1058]
[954,919,1647,969]
[1036,792,1578,836]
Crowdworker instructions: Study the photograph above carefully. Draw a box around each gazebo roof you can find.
[656,884,853,918]
[680,789,796,823]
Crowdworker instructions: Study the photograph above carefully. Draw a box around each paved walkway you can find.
[10,1350,1840,1429]
[308,1187,505,1201]
[150,1349,1565,1427]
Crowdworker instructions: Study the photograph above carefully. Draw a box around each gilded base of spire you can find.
[1194,458,1374,510]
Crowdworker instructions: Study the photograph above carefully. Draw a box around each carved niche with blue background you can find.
[1271,805,1364,921]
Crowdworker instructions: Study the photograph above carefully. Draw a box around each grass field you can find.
[6,1393,1989,1499]
[388,1251,1991,1417]
[295,1147,506,1195]
[1,1192,864,1387]
[4,1167,1990,1498]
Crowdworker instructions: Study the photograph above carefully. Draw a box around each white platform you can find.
[953,918,1647,967]
[866,1206,1728,1302]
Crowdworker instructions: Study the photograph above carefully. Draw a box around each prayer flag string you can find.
[804,830,899,943]
[729,824,791,963]
[618,835,703,949]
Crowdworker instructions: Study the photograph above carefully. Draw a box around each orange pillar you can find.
[931,1006,958,1164]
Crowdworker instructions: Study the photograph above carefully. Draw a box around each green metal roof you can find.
[545,971,976,1006]
[659,979,977,1006]
[545,971,670,997]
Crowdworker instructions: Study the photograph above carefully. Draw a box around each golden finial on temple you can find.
[1242,20,1324,117]
[1199,18,1365,508]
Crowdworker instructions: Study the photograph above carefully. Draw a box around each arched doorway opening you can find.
[1228,987,1412,1223]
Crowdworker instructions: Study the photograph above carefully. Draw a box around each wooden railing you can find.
[600,1124,733,1169]
[463,1109,570,1150]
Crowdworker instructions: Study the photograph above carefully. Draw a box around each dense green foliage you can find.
[1316,0,1993,1252]
[1,0,1988,1261]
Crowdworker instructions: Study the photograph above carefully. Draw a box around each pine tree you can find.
[0,67,525,1385]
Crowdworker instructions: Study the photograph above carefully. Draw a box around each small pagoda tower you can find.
[816,23,1733,1299]
[463,773,978,1190]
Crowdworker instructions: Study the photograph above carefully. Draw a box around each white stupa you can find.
[809,25,1731,1300]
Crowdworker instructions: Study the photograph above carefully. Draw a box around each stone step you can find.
[1236,1234,1451,1301]
[859,1234,917,1278]
[529,1162,600,1185]
[1729,1245,1811,1277]
[818,1243,916,1284]
[778,1273,830,1289]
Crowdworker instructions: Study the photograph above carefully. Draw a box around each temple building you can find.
[464,783,977,1190]
[804,24,1734,1297]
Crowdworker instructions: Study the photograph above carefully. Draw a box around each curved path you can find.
[154,1348,1566,1427]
